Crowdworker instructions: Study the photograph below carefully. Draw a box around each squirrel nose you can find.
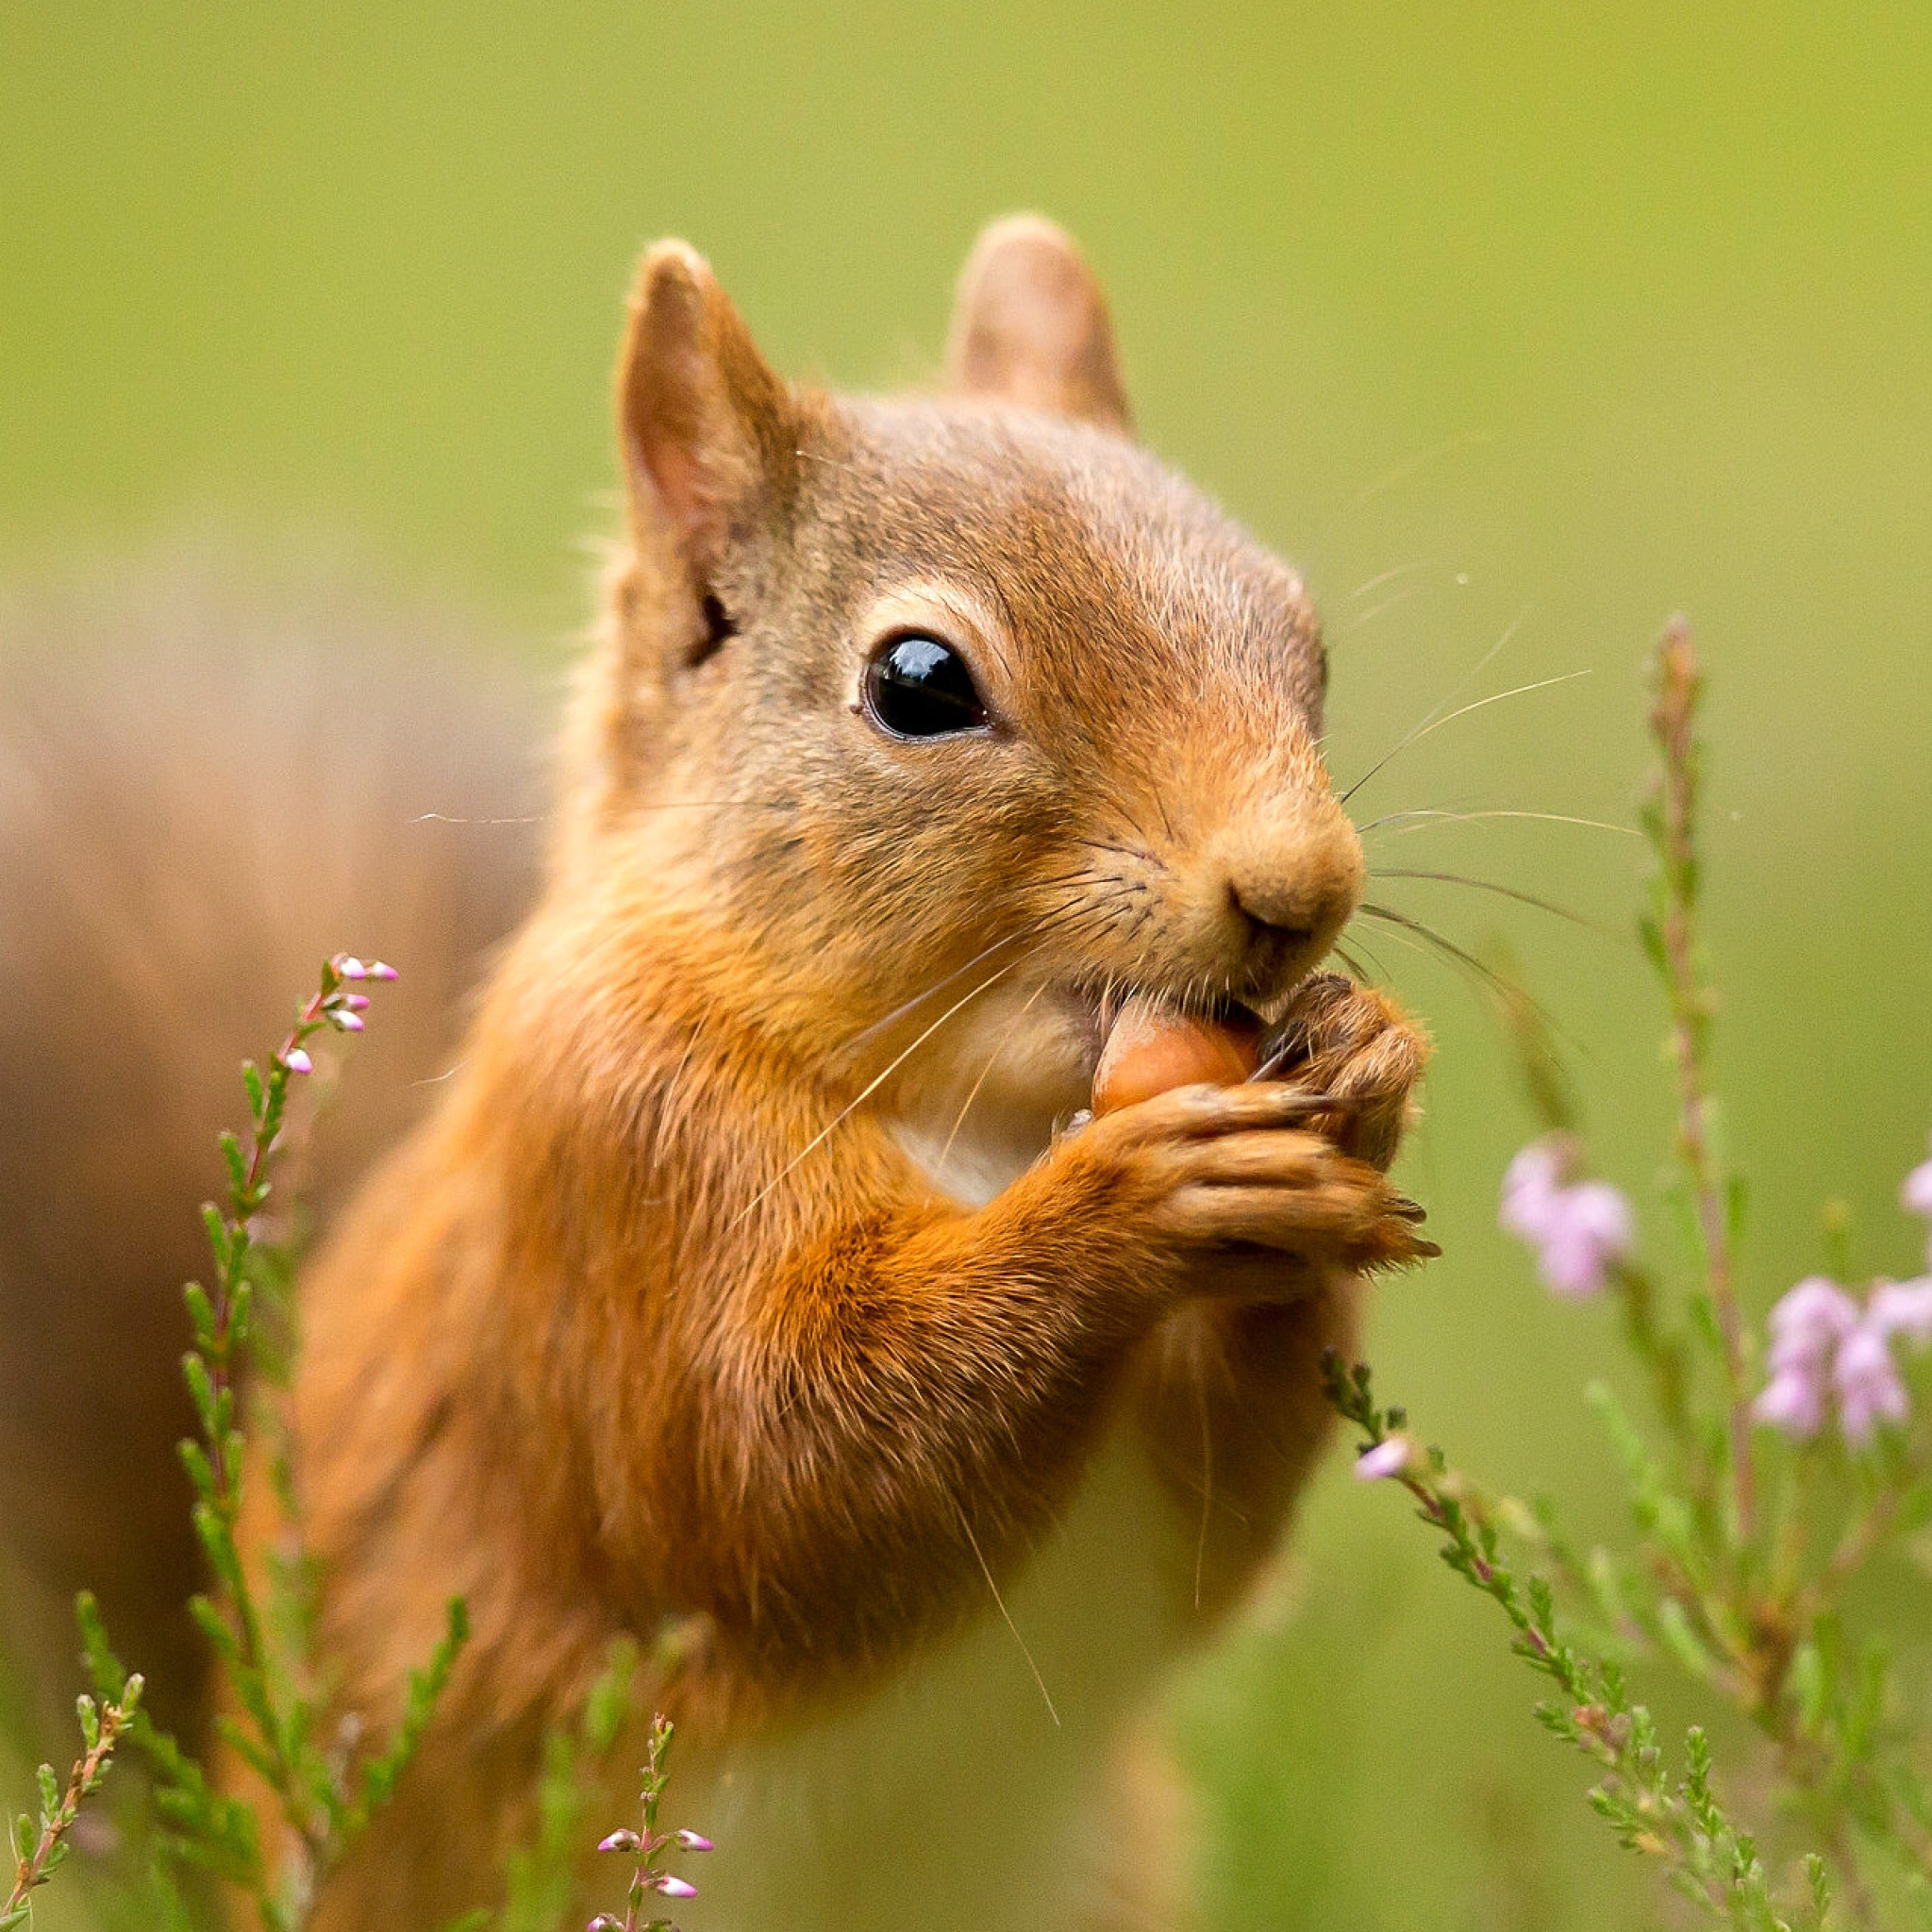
[1217,808,1364,969]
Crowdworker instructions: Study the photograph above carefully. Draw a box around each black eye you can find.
[862,633,989,739]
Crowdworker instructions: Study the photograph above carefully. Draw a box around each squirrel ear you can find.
[943,215,1133,434]
[615,242,796,578]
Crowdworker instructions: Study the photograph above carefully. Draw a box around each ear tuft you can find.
[616,241,794,575]
[943,215,1132,434]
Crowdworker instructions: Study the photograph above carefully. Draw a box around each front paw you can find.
[1055,1079,1436,1286]
[1263,974,1430,1173]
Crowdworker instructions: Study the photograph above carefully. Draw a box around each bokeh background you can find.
[6,5,1931,1926]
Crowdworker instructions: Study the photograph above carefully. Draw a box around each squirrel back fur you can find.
[0,558,542,1738]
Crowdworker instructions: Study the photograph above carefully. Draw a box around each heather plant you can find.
[3,957,703,1932]
[1330,621,1932,1927]
[68,955,476,1930]
[583,1717,713,1932]
[5,1677,142,1927]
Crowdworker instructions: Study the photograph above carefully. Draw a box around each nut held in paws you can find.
[1091,996,1263,1114]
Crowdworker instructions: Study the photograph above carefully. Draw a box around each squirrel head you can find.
[566,217,1362,1113]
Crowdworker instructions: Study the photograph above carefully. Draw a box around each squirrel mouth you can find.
[1087,985,1262,1048]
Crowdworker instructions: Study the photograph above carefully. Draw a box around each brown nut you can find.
[1091,995,1263,1114]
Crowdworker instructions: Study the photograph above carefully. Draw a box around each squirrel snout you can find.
[1213,808,1364,984]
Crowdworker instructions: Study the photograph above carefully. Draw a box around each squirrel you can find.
[0,217,1434,1930]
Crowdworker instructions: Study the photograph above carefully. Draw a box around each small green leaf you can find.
[201,1202,231,1271]
[1791,1641,1826,1732]
[183,1281,216,1346]
[1724,1171,1749,1251]
[182,1351,217,1429]
[1637,912,1669,976]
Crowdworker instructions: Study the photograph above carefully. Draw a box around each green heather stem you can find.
[1646,619,1756,1548]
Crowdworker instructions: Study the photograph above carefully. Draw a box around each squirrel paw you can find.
[1261,973,1432,1174]
[1065,1080,1437,1287]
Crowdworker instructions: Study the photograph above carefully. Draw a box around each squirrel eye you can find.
[862,633,989,739]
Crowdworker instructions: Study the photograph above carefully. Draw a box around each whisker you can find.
[732,952,1035,1227]
[1344,559,1436,603]
[934,977,1056,1173]
[841,925,1042,1053]
[1308,428,1495,560]
[1082,839,1160,867]
[1360,669,1593,784]
[1331,941,1375,984]
[1338,605,1531,806]
[1358,806,1638,840]
[1192,1365,1213,1613]
[1344,934,1401,984]
[1341,582,1431,634]
[410,812,546,826]
[1369,868,1607,935]
[959,1506,1059,1729]
[417,798,797,826]
[1357,901,1574,1043]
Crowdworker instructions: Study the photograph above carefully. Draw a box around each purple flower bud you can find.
[1354,1437,1413,1481]
[336,957,368,979]
[597,1828,641,1854]
[281,1046,313,1075]
[1498,1141,1565,1241]
[1869,1279,1932,1349]
[1751,1367,1825,1440]
[1765,1277,1860,1378]
[342,992,371,1012]
[587,1916,622,1931]
[1835,1319,1910,1448]
[329,1008,366,1032]
[653,1874,698,1900]
[1498,1141,1632,1300]
[367,960,399,981]
[673,1829,715,1852]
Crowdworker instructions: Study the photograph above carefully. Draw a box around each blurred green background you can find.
[5,4,1931,1925]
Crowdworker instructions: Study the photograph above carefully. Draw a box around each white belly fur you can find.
[675,1102,1198,1932]
[678,1429,1194,1932]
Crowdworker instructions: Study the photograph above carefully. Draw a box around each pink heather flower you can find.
[596,1829,640,1854]
[1752,1368,1826,1441]
[1765,1277,1859,1374]
[1498,1141,1633,1300]
[1903,1139,1932,1221]
[1755,1277,1925,1448]
[1869,1278,1932,1349]
[654,1874,698,1900]
[1535,1182,1634,1299]
[587,1917,622,1931]
[329,1008,366,1033]
[342,992,371,1012]
[335,957,367,979]
[1835,1319,1910,1447]
[1498,1141,1565,1241]
[1354,1437,1414,1482]
[1754,1278,1857,1442]
[367,959,399,981]
[674,1829,715,1852]
[281,1046,313,1075]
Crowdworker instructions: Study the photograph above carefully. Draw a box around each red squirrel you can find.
[3,217,1434,1929]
